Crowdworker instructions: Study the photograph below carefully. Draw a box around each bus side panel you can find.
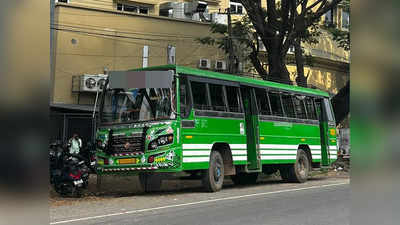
[259,120,322,165]
[181,115,247,171]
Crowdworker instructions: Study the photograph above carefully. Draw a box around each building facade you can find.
[50,0,349,141]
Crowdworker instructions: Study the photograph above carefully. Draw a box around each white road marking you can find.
[50,182,349,224]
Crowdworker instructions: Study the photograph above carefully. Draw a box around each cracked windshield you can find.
[101,87,176,124]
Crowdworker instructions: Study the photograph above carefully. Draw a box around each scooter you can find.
[49,141,89,197]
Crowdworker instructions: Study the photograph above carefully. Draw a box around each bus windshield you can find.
[100,88,176,124]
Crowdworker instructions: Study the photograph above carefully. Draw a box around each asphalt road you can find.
[50,177,349,225]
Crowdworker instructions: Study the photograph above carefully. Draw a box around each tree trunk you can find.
[332,81,349,125]
[294,38,307,87]
[249,51,268,80]
[267,39,291,84]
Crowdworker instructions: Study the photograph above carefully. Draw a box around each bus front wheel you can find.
[202,151,224,192]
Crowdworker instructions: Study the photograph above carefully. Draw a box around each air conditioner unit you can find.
[199,59,211,69]
[80,74,108,92]
[211,13,227,25]
[215,60,227,71]
[185,1,207,14]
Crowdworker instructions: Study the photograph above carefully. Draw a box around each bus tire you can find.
[202,151,224,192]
[282,149,310,183]
[139,172,162,193]
[231,173,258,185]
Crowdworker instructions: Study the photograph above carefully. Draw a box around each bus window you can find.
[268,92,284,117]
[209,83,227,112]
[305,97,317,120]
[225,86,242,113]
[254,88,271,115]
[323,98,335,122]
[293,96,307,119]
[281,94,296,118]
[191,81,209,110]
[180,77,190,118]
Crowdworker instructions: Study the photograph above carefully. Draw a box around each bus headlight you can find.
[148,134,174,150]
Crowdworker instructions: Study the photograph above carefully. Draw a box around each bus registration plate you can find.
[119,158,136,164]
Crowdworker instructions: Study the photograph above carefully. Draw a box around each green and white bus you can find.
[95,65,337,192]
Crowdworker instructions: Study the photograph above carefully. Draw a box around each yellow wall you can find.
[52,3,225,104]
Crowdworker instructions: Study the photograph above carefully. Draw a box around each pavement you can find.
[50,173,349,225]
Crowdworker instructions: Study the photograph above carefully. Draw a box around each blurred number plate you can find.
[119,158,136,164]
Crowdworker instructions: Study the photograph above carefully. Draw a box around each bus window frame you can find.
[185,75,244,119]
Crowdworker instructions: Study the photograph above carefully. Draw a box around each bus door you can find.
[240,86,261,172]
[315,98,335,167]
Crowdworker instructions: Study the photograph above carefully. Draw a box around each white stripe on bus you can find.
[229,144,247,149]
[182,144,212,150]
[183,157,210,163]
[260,150,297,155]
[183,151,211,156]
[261,155,297,160]
[232,150,247,155]
[233,156,247,161]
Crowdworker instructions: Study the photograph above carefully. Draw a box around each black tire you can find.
[139,173,162,193]
[202,151,224,192]
[231,173,259,185]
[280,149,310,183]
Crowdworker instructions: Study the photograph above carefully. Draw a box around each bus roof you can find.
[129,64,330,97]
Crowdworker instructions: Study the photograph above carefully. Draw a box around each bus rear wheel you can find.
[280,149,310,183]
[139,172,162,193]
[202,151,224,192]
[231,173,259,185]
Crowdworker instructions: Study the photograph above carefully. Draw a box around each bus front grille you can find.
[111,133,143,153]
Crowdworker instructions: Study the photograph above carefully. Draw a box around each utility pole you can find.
[227,8,237,74]
[219,8,236,74]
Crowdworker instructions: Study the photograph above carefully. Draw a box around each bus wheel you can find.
[139,172,162,193]
[231,173,258,185]
[281,149,310,183]
[202,151,224,192]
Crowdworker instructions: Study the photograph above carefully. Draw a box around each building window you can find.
[117,3,149,15]
[324,7,337,27]
[230,1,244,15]
[341,10,350,29]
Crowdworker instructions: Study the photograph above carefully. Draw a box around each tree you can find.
[197,15,268,79]
[238,0,342,84]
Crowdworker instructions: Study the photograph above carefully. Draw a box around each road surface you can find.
[50,176,349,225]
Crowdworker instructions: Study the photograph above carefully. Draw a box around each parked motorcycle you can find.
[49,141,89,197]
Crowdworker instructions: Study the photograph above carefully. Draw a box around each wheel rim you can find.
[214,159,223,183]
[297,156,308,178]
